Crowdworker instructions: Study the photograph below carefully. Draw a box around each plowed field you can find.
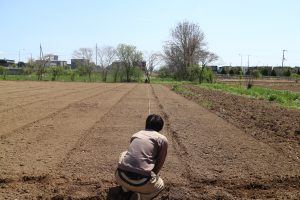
[0,81,299,199]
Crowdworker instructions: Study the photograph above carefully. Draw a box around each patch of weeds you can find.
[171,84,194,97]
[201,100,212,109]
[269,94,277,101]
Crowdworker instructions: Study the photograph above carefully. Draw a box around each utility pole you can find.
[282,50,287,67]
[95,43,98,70]
[238,54,243,74]
[40,44,43,60]
[247,55,250,68]
[29,53,33,66]
[38,43,45,80]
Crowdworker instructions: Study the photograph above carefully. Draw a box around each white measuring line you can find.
[148,85,151,115]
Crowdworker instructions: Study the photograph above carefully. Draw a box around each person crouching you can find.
[115,114,168,200]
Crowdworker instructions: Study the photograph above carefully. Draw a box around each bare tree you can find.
[144,52,162,83]
[117,44,143,82]
[163,21,207,80]
[73,48,93,61]
[35,58,49,80]
[72,48,94,81]
[97,46,116,82]
[24,57,35,75]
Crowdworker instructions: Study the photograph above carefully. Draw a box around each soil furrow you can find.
[57,84,138,168]
[0,84,134,189]
[0,84,123,137]
[1,82,299,199]
[0,84,102,113]
[0,83,88,104]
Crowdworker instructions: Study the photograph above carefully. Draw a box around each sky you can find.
[1,0,300,67]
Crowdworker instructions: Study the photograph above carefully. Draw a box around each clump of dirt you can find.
[172,84,300,161]
[22,175,48,182]
[0,178,13,184]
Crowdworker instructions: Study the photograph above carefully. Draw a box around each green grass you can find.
[171,83,194,96]
[171,83,212,109]
[0,73,146,83]
[1,74,38,81]
[1,74,105,82]
[150,77,191,84]
[196,83,300,109]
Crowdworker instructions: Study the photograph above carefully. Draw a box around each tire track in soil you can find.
[0,84,101,113]
[0,84,123,138]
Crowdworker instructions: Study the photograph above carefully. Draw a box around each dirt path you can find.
[0,82,299,199]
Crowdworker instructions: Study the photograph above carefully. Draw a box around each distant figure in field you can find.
[115,114,168,200]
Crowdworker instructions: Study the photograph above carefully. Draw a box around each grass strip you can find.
[172,83,300,109]
[197,83,300,109]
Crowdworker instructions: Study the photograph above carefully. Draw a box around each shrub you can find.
[0,66,8,80]
[291,73,300,83]
[260,68,269,76]
[271,69,277,76]
[158,67,171,79]
[220,67,227,74]
[132,66,143,82]
[23,67,34,75]
[269,94,277,101]
[187,65,199,81]
[284,69,291,77]
[65,69,77,81]
[203,68,214,83]
[49,66,64,81]
[253,70,262,79]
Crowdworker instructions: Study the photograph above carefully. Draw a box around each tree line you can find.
[1,21,219,83]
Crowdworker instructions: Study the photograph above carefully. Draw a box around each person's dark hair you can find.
[145,114,164,132]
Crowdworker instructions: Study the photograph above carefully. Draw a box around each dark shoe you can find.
[129,192,140,200]
[120,190,134,200]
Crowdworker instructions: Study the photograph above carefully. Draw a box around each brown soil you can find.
[0,81,299,199]
[179,84,300,161]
